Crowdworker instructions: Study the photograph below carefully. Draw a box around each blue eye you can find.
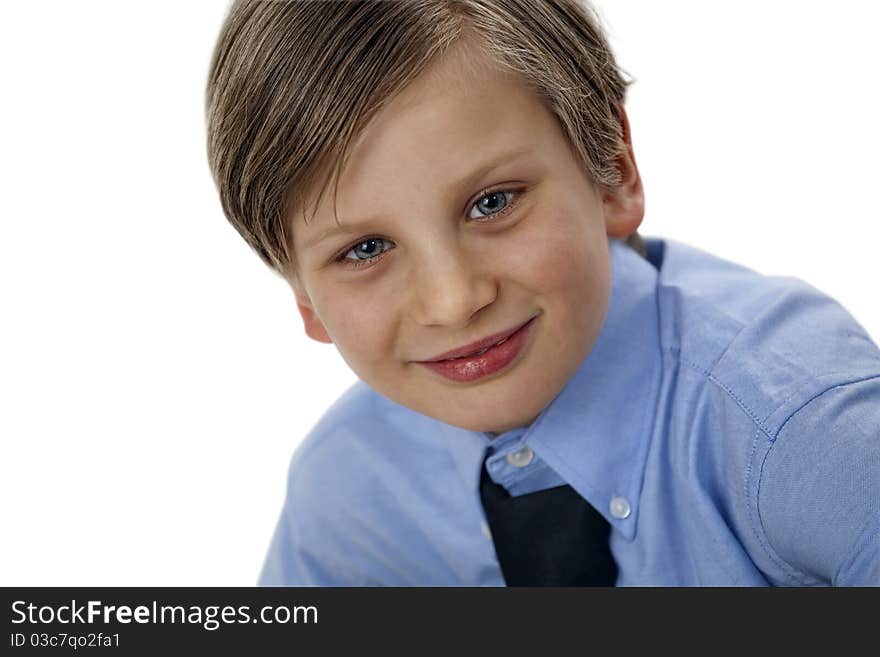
[340,237,393,265]
[468,190,517,220]
[335,187,522,271]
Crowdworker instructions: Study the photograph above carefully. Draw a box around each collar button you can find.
[610,496,631,519]
[505,446,534,468]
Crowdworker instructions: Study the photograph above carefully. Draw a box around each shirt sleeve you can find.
[757,375,880,586]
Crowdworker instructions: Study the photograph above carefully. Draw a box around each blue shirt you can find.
[259,236,880,586]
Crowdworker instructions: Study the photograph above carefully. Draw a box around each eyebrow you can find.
[301,147,533,250]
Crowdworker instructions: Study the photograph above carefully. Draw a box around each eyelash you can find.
[333,187,523,271]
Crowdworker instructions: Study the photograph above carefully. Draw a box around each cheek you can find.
[311,286,400,366]
[504,203,605,295]
[505,202,611,360]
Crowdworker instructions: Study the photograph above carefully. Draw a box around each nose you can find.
[408,240,497,328]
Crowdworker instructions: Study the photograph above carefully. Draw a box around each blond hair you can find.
[205,0,643,278]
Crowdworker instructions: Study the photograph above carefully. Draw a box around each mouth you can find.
[419,316,538,363]
[414,315,539,384]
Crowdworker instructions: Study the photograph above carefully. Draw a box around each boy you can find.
[205,0,879,585]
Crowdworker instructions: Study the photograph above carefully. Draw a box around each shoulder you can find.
[288,379,382,471]
[653,237,880,432]
[259,381,383,585]
[288,380,447,491]
[261,381,442,585]
[284,380,416,507]
[651,238,880,584]
[261,382,450,586]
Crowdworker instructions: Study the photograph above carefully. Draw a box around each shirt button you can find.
[609,496,631,519]
[506,446,534,468]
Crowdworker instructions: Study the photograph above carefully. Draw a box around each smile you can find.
[414,315,538,383]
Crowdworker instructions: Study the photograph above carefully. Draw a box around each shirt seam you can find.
[755,376,880,586]
[773,373,880,440]
[666,346,776,441]
[752,434,819,585]
[670,352,880,585]
[669,349,819,584]
[755,374,880,583]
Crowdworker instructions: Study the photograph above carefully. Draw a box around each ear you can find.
[290,277,333,344]
[602,106,645,239]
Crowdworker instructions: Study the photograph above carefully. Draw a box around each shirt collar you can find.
[440,237,664,540]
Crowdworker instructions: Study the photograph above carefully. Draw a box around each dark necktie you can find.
[479,462,618,586]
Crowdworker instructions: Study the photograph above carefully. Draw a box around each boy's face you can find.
[289,44,643,435]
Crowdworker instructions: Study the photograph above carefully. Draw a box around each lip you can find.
[414,315,538,383]
[420,316,537,362]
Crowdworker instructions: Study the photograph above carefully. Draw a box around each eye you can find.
[333,187,523,271]
[468,189,519,221]
[336,237,394,269]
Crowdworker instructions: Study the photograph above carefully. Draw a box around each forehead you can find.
[352,49,543,169]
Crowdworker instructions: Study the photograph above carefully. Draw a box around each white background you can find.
[1,1,877,585]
